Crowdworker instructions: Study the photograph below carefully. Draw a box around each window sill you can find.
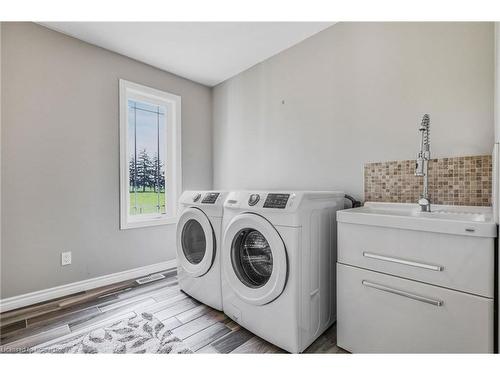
[120,215,178,230]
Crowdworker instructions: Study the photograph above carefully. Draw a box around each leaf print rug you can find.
[34,312,192,354]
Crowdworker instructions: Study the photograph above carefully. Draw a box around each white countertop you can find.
[337,202,497,237]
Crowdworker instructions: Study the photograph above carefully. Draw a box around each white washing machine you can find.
[176,191,228,311]
[221,191,345,353]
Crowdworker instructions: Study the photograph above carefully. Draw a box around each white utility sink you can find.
[337,202,497,237]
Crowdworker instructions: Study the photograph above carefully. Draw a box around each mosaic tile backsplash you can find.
[364,155,492,206]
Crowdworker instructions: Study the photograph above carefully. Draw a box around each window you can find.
[119,79,181,229]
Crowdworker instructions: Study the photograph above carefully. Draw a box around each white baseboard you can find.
[0,259,178,313]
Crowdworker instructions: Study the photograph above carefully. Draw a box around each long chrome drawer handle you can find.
[362,280,443,306]
[363,252,444,272]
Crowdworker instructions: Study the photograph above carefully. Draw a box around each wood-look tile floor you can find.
[0,268,347,354]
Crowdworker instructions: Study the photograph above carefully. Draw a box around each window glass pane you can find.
[133,100,166,115]
[128,99,167,216]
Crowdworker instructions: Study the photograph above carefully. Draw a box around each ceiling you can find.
[40,22,335,86]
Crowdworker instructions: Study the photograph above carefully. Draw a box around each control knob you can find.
[248,194,260,206]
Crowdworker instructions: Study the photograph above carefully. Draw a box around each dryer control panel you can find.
[201,192,220,204]
[263,193,290,209]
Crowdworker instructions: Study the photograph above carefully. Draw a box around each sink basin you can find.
[358,203,488,222]
[337,202,496,237]
[418,210,486,222]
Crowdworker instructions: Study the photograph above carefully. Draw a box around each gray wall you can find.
[495,23,500,143]
[0,22,2,291]
[1,23,212,298]
[213,22,494,198]
[1,22,495,299]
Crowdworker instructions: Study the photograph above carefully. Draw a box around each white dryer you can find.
[176,191,228,311]
[221,191,345,353]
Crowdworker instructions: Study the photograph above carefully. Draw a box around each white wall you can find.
[1,23,212,298]
[213,22,494,198]
[495,23,500,143]
[0,22,2,289]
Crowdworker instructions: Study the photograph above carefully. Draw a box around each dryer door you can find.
[223,213,287,305]
[177,207,215,277]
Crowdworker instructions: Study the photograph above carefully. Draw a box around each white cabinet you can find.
[338,223,494,297]
[337,263,494,353]
[337,219,496,353]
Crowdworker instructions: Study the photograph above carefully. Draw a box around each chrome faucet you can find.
[415,114,431,212]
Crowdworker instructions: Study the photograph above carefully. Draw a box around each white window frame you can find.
[119,79,182,229]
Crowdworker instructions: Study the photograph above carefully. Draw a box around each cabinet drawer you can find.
[337,263,494,353]
[338,223,494,297]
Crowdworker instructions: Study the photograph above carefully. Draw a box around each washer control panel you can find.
[201,192,220,204]
[248,194,260,206]
[263,193,290,209]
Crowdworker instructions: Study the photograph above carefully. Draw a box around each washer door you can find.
[223,213,287,305]
[177,207,215,277]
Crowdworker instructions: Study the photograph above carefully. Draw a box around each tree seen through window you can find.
[127,100,166,215]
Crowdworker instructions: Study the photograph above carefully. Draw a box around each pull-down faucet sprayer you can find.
[415,114,431,212]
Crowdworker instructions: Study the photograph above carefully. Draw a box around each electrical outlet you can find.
[61,251,72,266]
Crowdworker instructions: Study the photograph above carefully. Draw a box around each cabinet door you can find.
[338,222,494,298]
[337,263,494,353]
